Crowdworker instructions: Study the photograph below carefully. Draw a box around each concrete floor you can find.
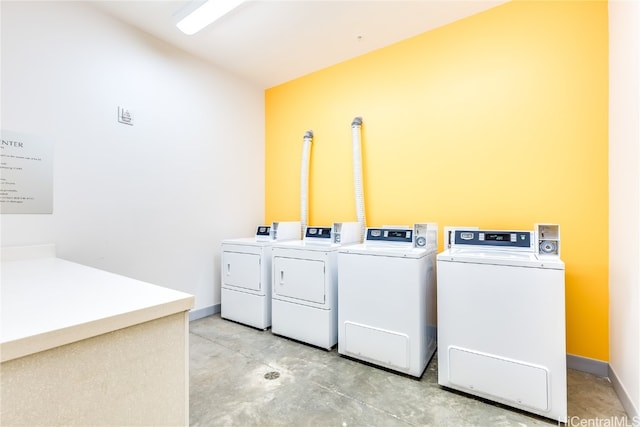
[190,315,628,426]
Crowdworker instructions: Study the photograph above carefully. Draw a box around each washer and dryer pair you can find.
[221,221,361,350]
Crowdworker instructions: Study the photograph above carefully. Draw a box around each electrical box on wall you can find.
[118,106,133,126]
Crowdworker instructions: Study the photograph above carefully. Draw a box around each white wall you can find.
[0,1,265,313]
[609,0,640,417]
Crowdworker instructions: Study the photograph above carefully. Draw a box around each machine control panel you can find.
[255,225,271,241]
[305,227,332,240]
[454,230,532,248]
[366,228,413,243]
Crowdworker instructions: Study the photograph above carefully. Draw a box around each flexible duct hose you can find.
[351,117,366,242]
[300,130,313,237]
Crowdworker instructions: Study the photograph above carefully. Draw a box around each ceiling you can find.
[91,0,508,89]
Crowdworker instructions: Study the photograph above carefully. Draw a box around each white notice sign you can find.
[0,130,53,214]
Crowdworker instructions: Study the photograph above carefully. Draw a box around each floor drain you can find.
[264,371,280,380]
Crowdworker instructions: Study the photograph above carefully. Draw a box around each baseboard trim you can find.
[609,364,639,421]
[189,304,220,321]
[566,353,610,377]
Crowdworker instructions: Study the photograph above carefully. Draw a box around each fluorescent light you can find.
[176,0,246,35]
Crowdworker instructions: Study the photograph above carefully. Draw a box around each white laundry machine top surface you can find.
[272,240,343,252]
[340,243,430,258]
[222,222,302,247]
[222,229,302,248]
[222,237,274,246]
[221,237,277,248]
[438,248,564,269]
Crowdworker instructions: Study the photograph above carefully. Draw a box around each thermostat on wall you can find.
[118,106,134,126]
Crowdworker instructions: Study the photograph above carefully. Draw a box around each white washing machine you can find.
[271,222,360,349]
[221,221,300,329]
[337,223,438,377]
[437,226,566,422]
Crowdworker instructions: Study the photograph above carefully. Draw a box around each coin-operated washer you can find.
[337,223,438,377]
[220,221,301,329]
[437,224,566,423]
[271,222,361,349]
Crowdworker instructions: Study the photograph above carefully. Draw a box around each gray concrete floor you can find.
[190,315,629,426]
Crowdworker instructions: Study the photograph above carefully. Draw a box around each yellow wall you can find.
[265,1,609,361]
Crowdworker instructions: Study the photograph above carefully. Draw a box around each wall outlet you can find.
[118,106,133,126]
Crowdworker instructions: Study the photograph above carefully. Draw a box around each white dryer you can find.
[337,223,438,377]
[437,225,566,422]
[221,221,300,329]
[271,222,360,349]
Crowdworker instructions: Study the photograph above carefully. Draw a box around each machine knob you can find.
[416,236,427,247]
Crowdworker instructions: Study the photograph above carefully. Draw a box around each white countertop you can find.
[1,246,194,362]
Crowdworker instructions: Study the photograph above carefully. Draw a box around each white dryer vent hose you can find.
[300,130,313,236]
[351,117,366,242]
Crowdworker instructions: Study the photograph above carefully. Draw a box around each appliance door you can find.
[272,247,338,309]
[221,244,264,293]
[272,250,329,307]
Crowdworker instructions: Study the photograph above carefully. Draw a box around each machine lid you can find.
[222,237,274,247]
[437,248,564,269]
[272,239,341,251]
[339,243,428,258]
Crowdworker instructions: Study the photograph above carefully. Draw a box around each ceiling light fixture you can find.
[176,0,246,35]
